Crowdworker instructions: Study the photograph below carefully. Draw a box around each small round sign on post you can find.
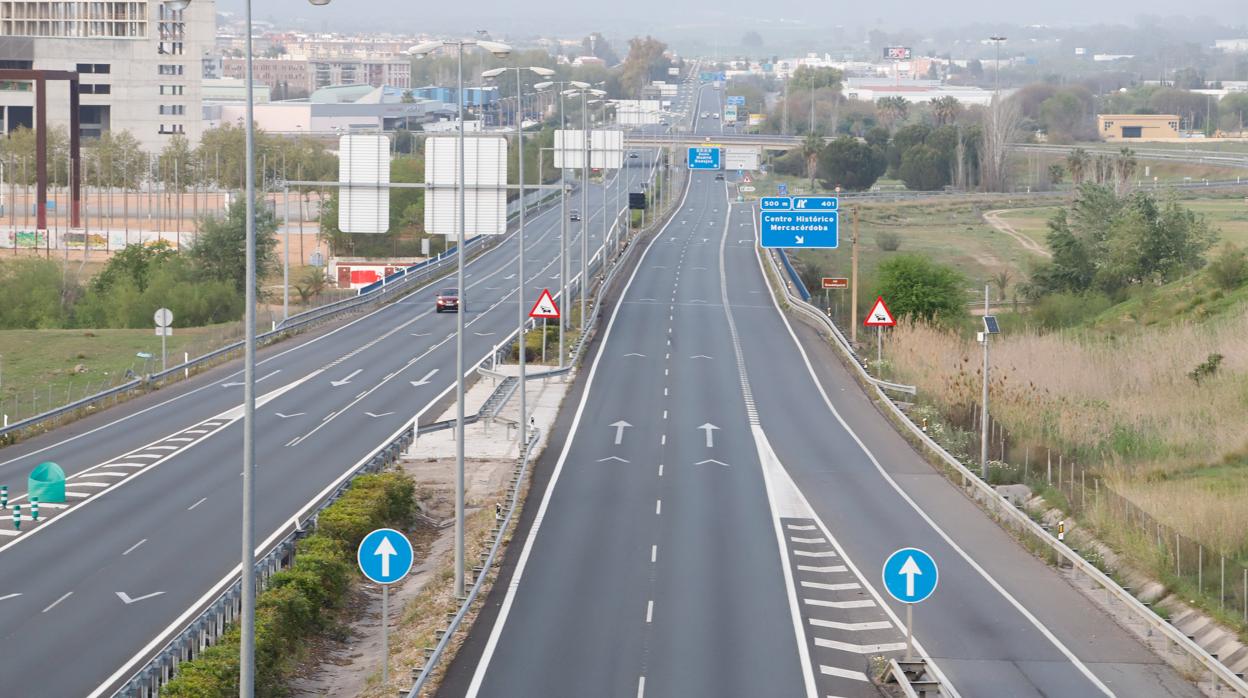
[358,528,414,686]
[882,547,938,661]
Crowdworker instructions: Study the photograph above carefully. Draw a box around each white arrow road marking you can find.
[698,423,719,447]
[411,332,431,337]
[222,369,280,387]
[623,353,646,358]
[597,456,630,463]
[694,459,729,467]
[365,412,394,419]
[116,591,166,605]
[899,555,922,598]
[690,354,713,360]
[504,273,516,280]
[274,412,304,419]
[610,420,632,445]
[330,368,363,387]
[474,331,495,336]
[374,536,397,578]
[0,593,21,601]
[410,368,439,387]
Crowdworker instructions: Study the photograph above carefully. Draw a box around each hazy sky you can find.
[231,0,1247,42]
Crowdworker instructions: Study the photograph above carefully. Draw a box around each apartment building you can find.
[0,0,214,151]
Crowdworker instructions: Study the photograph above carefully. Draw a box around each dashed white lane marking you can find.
[787,524,817,531]
[660,434,666,446]
[122,539,147,556]
[651,545,657,563]
[662,410,668,420]
[42,591,72,613]
[819,665,869,682]
[148,446,179,451]
[188,497,207,511]
[129,454,162,460]
[809,618,893,632]
[790,536,825,544]
[801,581,861,592]
[78,471,127,478]
[797,565,847,573]
[805,598,876,610]
[166,437,194,443]
[637,676,645,698]
[814,638,908,654]
[646,600,654,623]
[795,550,837,558]
[655,499,662,515]
[103,463,144,469]
[658,464,664,477]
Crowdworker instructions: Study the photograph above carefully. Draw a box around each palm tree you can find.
[1114,147,1137,194]
[930,96,960,126]
[1093,154,1112,184]
[1065,147,1090,186]
[800,131,823,193]
[877,96,909,132]
[992,270,1011,301]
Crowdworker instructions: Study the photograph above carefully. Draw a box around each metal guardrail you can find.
[762,247,1248,696]
[883,658,944,697]
[0,187,572,443]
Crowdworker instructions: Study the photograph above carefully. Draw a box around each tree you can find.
[929,96,960,126]
[800,132,823,191]
[898,145,947,191]
[1218,93,1248,132]
[91,240,178,294]
[741,31,763,49]
[157,134,195,191]
[1038,92,1086,143]
[619,36,670,97]
[979,96,1021,192]
[1065,148,1090,186]
[1047,163,1065,187]
[1207,243,1248,290]
[190,196,279,294]
[1173,67,1204,89]
[580,32,620,66]
[84,130,147,190]
[1114,147,1137,195]
[876,96,909,132]
[817,137,886,191]
[872,255,966,325]
[992,270,1011,301]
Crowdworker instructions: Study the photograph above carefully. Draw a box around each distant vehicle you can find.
[700,111,709,118]
[570,209,581,222]
[712,113,720,119]
[435,288,460,313]
[628,151,640,159]
[714,172,725,181]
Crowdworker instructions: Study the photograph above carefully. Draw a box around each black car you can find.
[435,287,460,313]
[570,209,581,222]
[714,172,725,181]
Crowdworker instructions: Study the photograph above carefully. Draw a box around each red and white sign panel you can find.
[885,46,913,60]
[821,277,848,289]
[863,296,896,327]
[529,289,560,319]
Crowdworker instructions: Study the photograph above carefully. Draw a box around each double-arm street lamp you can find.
[562,85,606,333]
[481,65,554,457]
[409,37,512,601]
[161,0,329,696]
[534,79,589,366]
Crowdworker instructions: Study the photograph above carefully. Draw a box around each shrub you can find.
[1207,243,1247,290]
[876,231,902,251]
[1028,291,1114,330]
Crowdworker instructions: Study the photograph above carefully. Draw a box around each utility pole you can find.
[989,36,1007,100]
[980,283,991,481]
[850,207,859,344]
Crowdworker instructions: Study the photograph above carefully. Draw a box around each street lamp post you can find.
[482,65,554,449]
[162,0,330,695]
[563,86,606,335]
[411,37,512,602]
[989,36,1007,99]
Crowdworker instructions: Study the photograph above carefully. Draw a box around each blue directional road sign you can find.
[687,146,722,170]
[792,196,839,211]
[760,197,792,211]
[777,182,788,196]
[882,547,938,604]
[727,95,746,106]
[760,201,839,248]
[357,528,415,585]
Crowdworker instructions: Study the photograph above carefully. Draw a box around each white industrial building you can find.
[0,0,215,151]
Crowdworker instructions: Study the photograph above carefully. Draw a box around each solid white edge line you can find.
[464,143,697,698]
[748,202,1110,696]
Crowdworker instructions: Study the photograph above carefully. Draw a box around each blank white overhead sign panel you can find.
[424,135,508,239]
[338,134,391,234]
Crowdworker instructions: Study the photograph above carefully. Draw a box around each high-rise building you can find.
[0,0,215,152]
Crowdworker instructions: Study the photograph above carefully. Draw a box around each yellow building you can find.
[1097,114,1181,141]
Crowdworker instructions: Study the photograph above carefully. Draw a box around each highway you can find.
[441,83,1202,698]
[0,107,671,695]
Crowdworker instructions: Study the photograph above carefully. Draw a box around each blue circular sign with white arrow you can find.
[882,547,938,604]
[357,528,414,585]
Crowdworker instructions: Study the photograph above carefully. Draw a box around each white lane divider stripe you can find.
[795,550,837,558]
[819,665,869,682]
[102,463,144,469]
[800,581,861,592]
[809,619,894,632]
[787,524,817,531]
[790,536,825,544]
[76,471,127,478]
[797,565,847,573]
[815,638,908,654]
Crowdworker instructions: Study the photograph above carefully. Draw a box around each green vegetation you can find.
[162,471,415,697]
[871,255,966,325]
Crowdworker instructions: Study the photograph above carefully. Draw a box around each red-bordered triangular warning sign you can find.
[529,289,560,319]
[863,296,896,327]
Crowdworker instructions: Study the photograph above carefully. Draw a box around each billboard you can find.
[424,135,508,239]
[884,46,913,60]
[590,130,624,170]
[724,147,760,171]
[338,134,391,234]
[723,104,738,124]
